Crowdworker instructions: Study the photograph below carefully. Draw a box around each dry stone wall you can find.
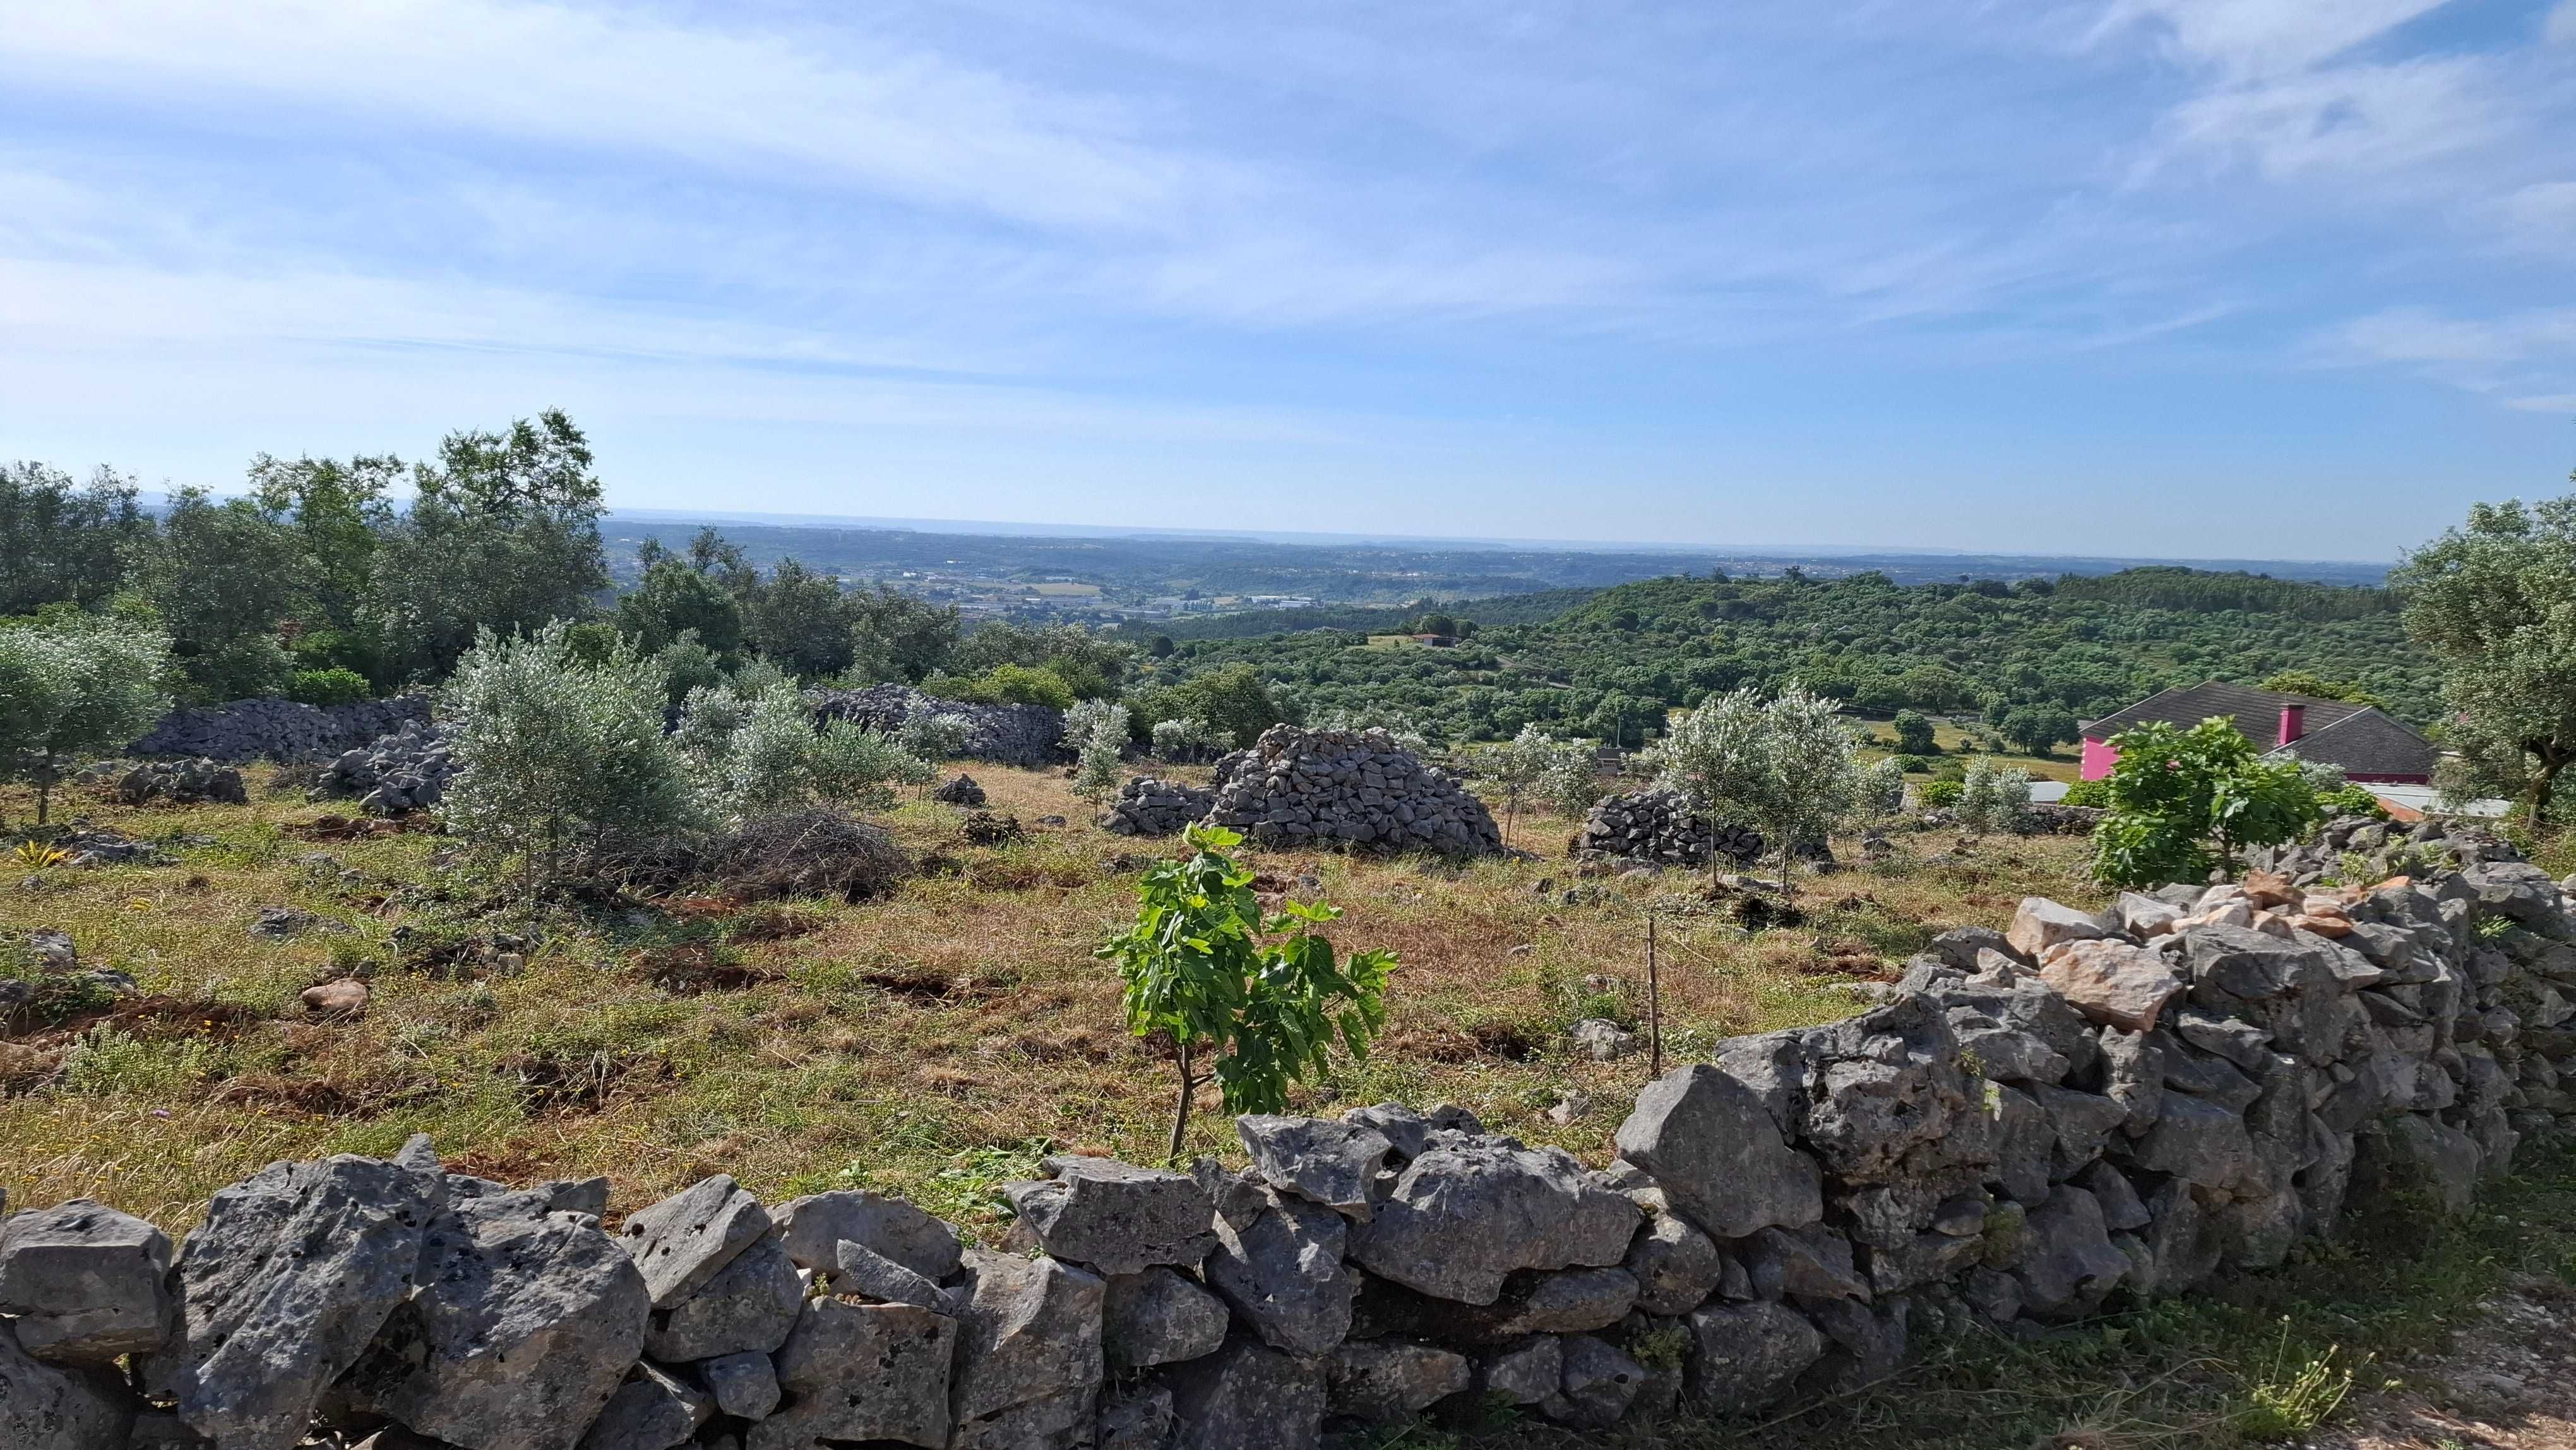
[1571,789,1763,869]
[806,686,1065,768]
[128,697,431,764]
[1099,778,1217,837]
[1203,726,1503,856]
[7,819,2575,1450]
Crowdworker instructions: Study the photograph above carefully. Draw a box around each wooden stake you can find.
[1647,907,1664,1077]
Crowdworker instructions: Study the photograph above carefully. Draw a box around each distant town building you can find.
[2078,681,2436,785]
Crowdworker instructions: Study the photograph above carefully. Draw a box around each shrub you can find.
[681,681,932,818]
[922,662,1076,710]
[1098,825,1396,1161]
[2060,777,2111,808]
[1150,716,1222,762]
[1918,777,1965,808]
[437,621,703,894]
[1893,753,1930,774]
[1892,709,1938,755]
[1649,684,1866,899]
[2090,717,2321,889]
[897,710,975,765]
[1957,757,2031,834]
[1068,697,1131,800]
[288,667,373,706]
[0,615,173,825]
[1859,756,1905,819]
[1484,724,1597,842]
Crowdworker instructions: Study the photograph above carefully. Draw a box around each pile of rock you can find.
[110,759,246,806]
[8,820,2573,1450]
[314,720,454,817]
[126,695,429,763]
[2247,812,2516,886]
[1100,777,1218,837]
[808,685,1064,767]
[1571,789,1763,869]
[1202,726,1503,856]
[931,774,987,806]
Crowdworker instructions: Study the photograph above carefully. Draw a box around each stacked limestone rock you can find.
[126,695,430,763]
[314,720,455,817]
[1571,789,1763,868]
[1100,777,1217,837]
[931,774,987,807]
[808,685,1064,767]
[111,759,247,806]
[7,820,2573,1450]
[1202,726,1502,856]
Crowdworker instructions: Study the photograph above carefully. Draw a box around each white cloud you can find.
[2497,180,2576,255]
[2549,0,2576,45]
[2101,0,2455,78]
[0,0,1221,234]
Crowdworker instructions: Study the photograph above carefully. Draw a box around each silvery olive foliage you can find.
[1485,724,1599,843]
[438,621,700,890]
[1150,716,1222,761]
[0,614,173,825]
[679,680,933,818]
[1955,756,2032,835]
[897,710,975,765]
[1069,696,1132,800]
[1650,683,1866,895]
[1859,755,1907,820]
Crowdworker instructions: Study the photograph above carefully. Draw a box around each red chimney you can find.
[2278,704,2305,746]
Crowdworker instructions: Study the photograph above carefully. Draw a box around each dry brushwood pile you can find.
[4,813,2572,1450]
[1203,725,1503,856]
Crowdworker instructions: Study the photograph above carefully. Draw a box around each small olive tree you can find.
[897,710,974,767]
[1150,716,1222,762]
[1858,755,1906,822]
[0,616,172,826]
[1651,684,1865,902]
[679,681,932,818]
[1099,825,1396,1161]
[1956,757,2032,835]
[438,621,701,895]
[1486,724,1597,844]
[1068,697,1131,800]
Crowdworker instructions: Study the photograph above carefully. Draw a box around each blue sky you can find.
[2,0,2572,560]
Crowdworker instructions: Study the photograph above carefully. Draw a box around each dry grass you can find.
[0,765,2096,1232]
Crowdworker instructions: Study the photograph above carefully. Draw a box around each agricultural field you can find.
[0,764,2097,1234]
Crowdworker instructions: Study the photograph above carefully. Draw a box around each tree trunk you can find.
[2528,741,2566,832]
[34,749,54,827]
[1166,1038,1196,1166]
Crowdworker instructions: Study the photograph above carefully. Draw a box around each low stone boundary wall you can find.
[6,820,2573,1450]
[806,685,1065,768]
[1204,725,1503,857]
[127,696,431,763]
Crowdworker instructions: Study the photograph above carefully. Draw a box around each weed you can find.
[13,841,68,870]
[2229,1321,2356,1441]
[59,1024,221,1098]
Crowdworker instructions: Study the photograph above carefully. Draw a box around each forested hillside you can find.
[1138,568,2431,745]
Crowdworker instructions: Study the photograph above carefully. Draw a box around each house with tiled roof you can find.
[2078,681,2436,784]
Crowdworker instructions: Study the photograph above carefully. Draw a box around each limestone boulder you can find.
[773,1189,960,1281]
[1,1319,134,1450]
[0,1198,173,1363]
[1613,1064,1822,1240]
[2037,938,2185,1033]
[1623,1210,1725,1317]
[1351,1140,1638,1305]
[2007,898,2109,960]
[947,1249,1106,1450]
[1236,1115,1392,1221]
[574,1365,711,1450]
[1205,1189,1354,1355]
[1161,1337,1328,1450]
[1005,1157,1216,1274]
[1104,1266,1231,1372]
[340,1190,650,1450]
[748,1298,955,1450]
[1326,1339,1470,1422]
[616,1176,768,1310]
[643,1232,801,1362]
[149,1154,443,1450]
[1685,1301,1826,1416]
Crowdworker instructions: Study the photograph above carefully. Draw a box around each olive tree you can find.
[437,621,700,895]
[1652,684,1865,901]
[0,617,172,825]
[1956,756,2032,835]
[1486,724,1596,844]
[1068,697,1131,800]
[1859,756,1906,820]
[2392,489,2576,829]
[679,681,932,818]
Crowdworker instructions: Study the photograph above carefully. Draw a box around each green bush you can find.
[2090,717,2321,889]
[2060,777,2111,808]
[1918,777,1965,807]
[921,662,1076,710]
[288,667,373,705]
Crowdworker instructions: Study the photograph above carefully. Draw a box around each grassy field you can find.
[0,764,2096,1232]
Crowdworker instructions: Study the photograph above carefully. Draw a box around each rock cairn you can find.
[807,685,1064,767]
[931,774,987,807]
[7,820,2573,1450]
[1571,789,1763,869]
[314,721,454,817]
[1100,777,1217,837]
[1203,726,1503,856]
[110,760,246,807]
[127,695,429,763]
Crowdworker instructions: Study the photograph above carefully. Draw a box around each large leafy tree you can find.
[246,452,401,678]
[0,616,172,825]
[150,489,308,701]
[743,558,855,680]
[0,463,153,616]
[1099,826,1395,1161]
[846,584,962,685]
[375,410,610,683]
[617,557,747,661]
[2391,489,2576,829]
[2089,718,2319,888]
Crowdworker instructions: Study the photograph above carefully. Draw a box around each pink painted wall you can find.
[2080,736,2120,781]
